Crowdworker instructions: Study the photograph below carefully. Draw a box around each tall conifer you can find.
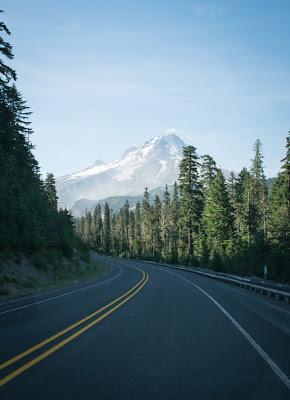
[178,146,202,264]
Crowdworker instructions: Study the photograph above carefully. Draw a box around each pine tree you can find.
[200,154,218,191]
[170,182,180,263]
[44,173,58,209]
[161,185,171,261]
[75,215,85,243]
[0,11,16,87]
[56,208,76,257]
[0,13,76,257]
[110,210,119,256]
[228,172,237,208]
[93,204,102,250]
[235,168,255,246]
[133,202,142,258]
[103,202,111,253]
[152,195,162,260]
[202,169,234,271]
[250,139,268,241]
[228,171,238,228]
[267,132,290,280]
[83,210,93,247]
[281,131,290,210]
[128,209,135,257]
[268,175,289,250]
[120,200,130,256]
[73,136,290,282]
[141,187,152,258]
[178,146,202,264]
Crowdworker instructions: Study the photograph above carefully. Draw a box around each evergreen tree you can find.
[200,154,218,191]
[202,170,234,271]
[56,208,76,257]
[178,146,202,264]
[250,139,268,241]
[74,135,290,282]
[228,172,237,209]
[44,173,58,209]
[0,11,16,87]
[267,132,290,280]
[93,204,103,250]
[0,13,77,258]
[268,174,289,250]
[235,168,255,246]
[103,202,111,253]
[133,202,142,258]
[110,209,119,256]
[170,182,180,263]
[141,188,152,258]
[83,210,93,247]
[152,195,162,260]
[128,209,135,257]
[119,200,130,256]
[228,172,239,230]
[281,131,290,209]
[75,215,85,243]
[161,185,171,261]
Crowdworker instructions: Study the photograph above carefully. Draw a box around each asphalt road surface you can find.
[0,253,289,399]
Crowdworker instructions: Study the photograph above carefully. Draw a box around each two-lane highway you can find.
[1,254,289,399]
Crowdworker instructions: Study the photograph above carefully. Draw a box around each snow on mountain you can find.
[56,131,187,209]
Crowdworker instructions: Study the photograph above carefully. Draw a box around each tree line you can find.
[1,12,288,281]
[0,12,77,259]
[76,135,290,282]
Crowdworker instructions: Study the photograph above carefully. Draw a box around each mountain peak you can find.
[121,146,138,158]
[56,130,187,209]
[93,159,104,166]
[159,131,186,147]
[146,129,186,148]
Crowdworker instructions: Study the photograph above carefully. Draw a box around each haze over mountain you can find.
[71,186,175,218]
[56,131,234,212]
[56,132,186,209]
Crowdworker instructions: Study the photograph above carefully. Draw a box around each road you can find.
[0,253,289,399]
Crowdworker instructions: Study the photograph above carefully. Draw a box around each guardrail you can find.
[92,253,290,304]
[156,263,290,304]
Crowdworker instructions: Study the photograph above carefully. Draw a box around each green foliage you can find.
[202,169,234,271]
[103,202,111,253]
[76,134,290,282]
[178,146,202,264]
[44,173,58,209]
[200,154,218,191]
[161,185,172,262]
[0,14,78,266]
[152,195,162,260]
[267,160,290,280]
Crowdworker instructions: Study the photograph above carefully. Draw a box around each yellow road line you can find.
[0,274,148,387]
[0,268,146,371]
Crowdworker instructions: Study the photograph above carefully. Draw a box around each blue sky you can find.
[2,0,290,177]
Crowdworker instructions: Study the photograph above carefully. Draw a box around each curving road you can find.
[0,253,289,399]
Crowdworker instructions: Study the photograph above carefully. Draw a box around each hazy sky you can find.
[2,1,290,177]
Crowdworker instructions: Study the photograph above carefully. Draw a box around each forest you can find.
[0,12,289,284]
[0,12,80,273]
[76,136,290,282]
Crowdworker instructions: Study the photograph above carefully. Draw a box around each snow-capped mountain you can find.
[56,132,186,209]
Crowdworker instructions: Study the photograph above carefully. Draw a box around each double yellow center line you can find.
[0,268,148,387]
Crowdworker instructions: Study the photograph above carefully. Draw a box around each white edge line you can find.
[0,266,123,316]
[98,257,290,315]
[161,268,290,390]
[163,265,290,315]
[0,266,113,307]
[215,277,290,316]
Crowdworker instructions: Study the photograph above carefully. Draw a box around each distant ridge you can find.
[56,130,236,213]
[56,131,186,209]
